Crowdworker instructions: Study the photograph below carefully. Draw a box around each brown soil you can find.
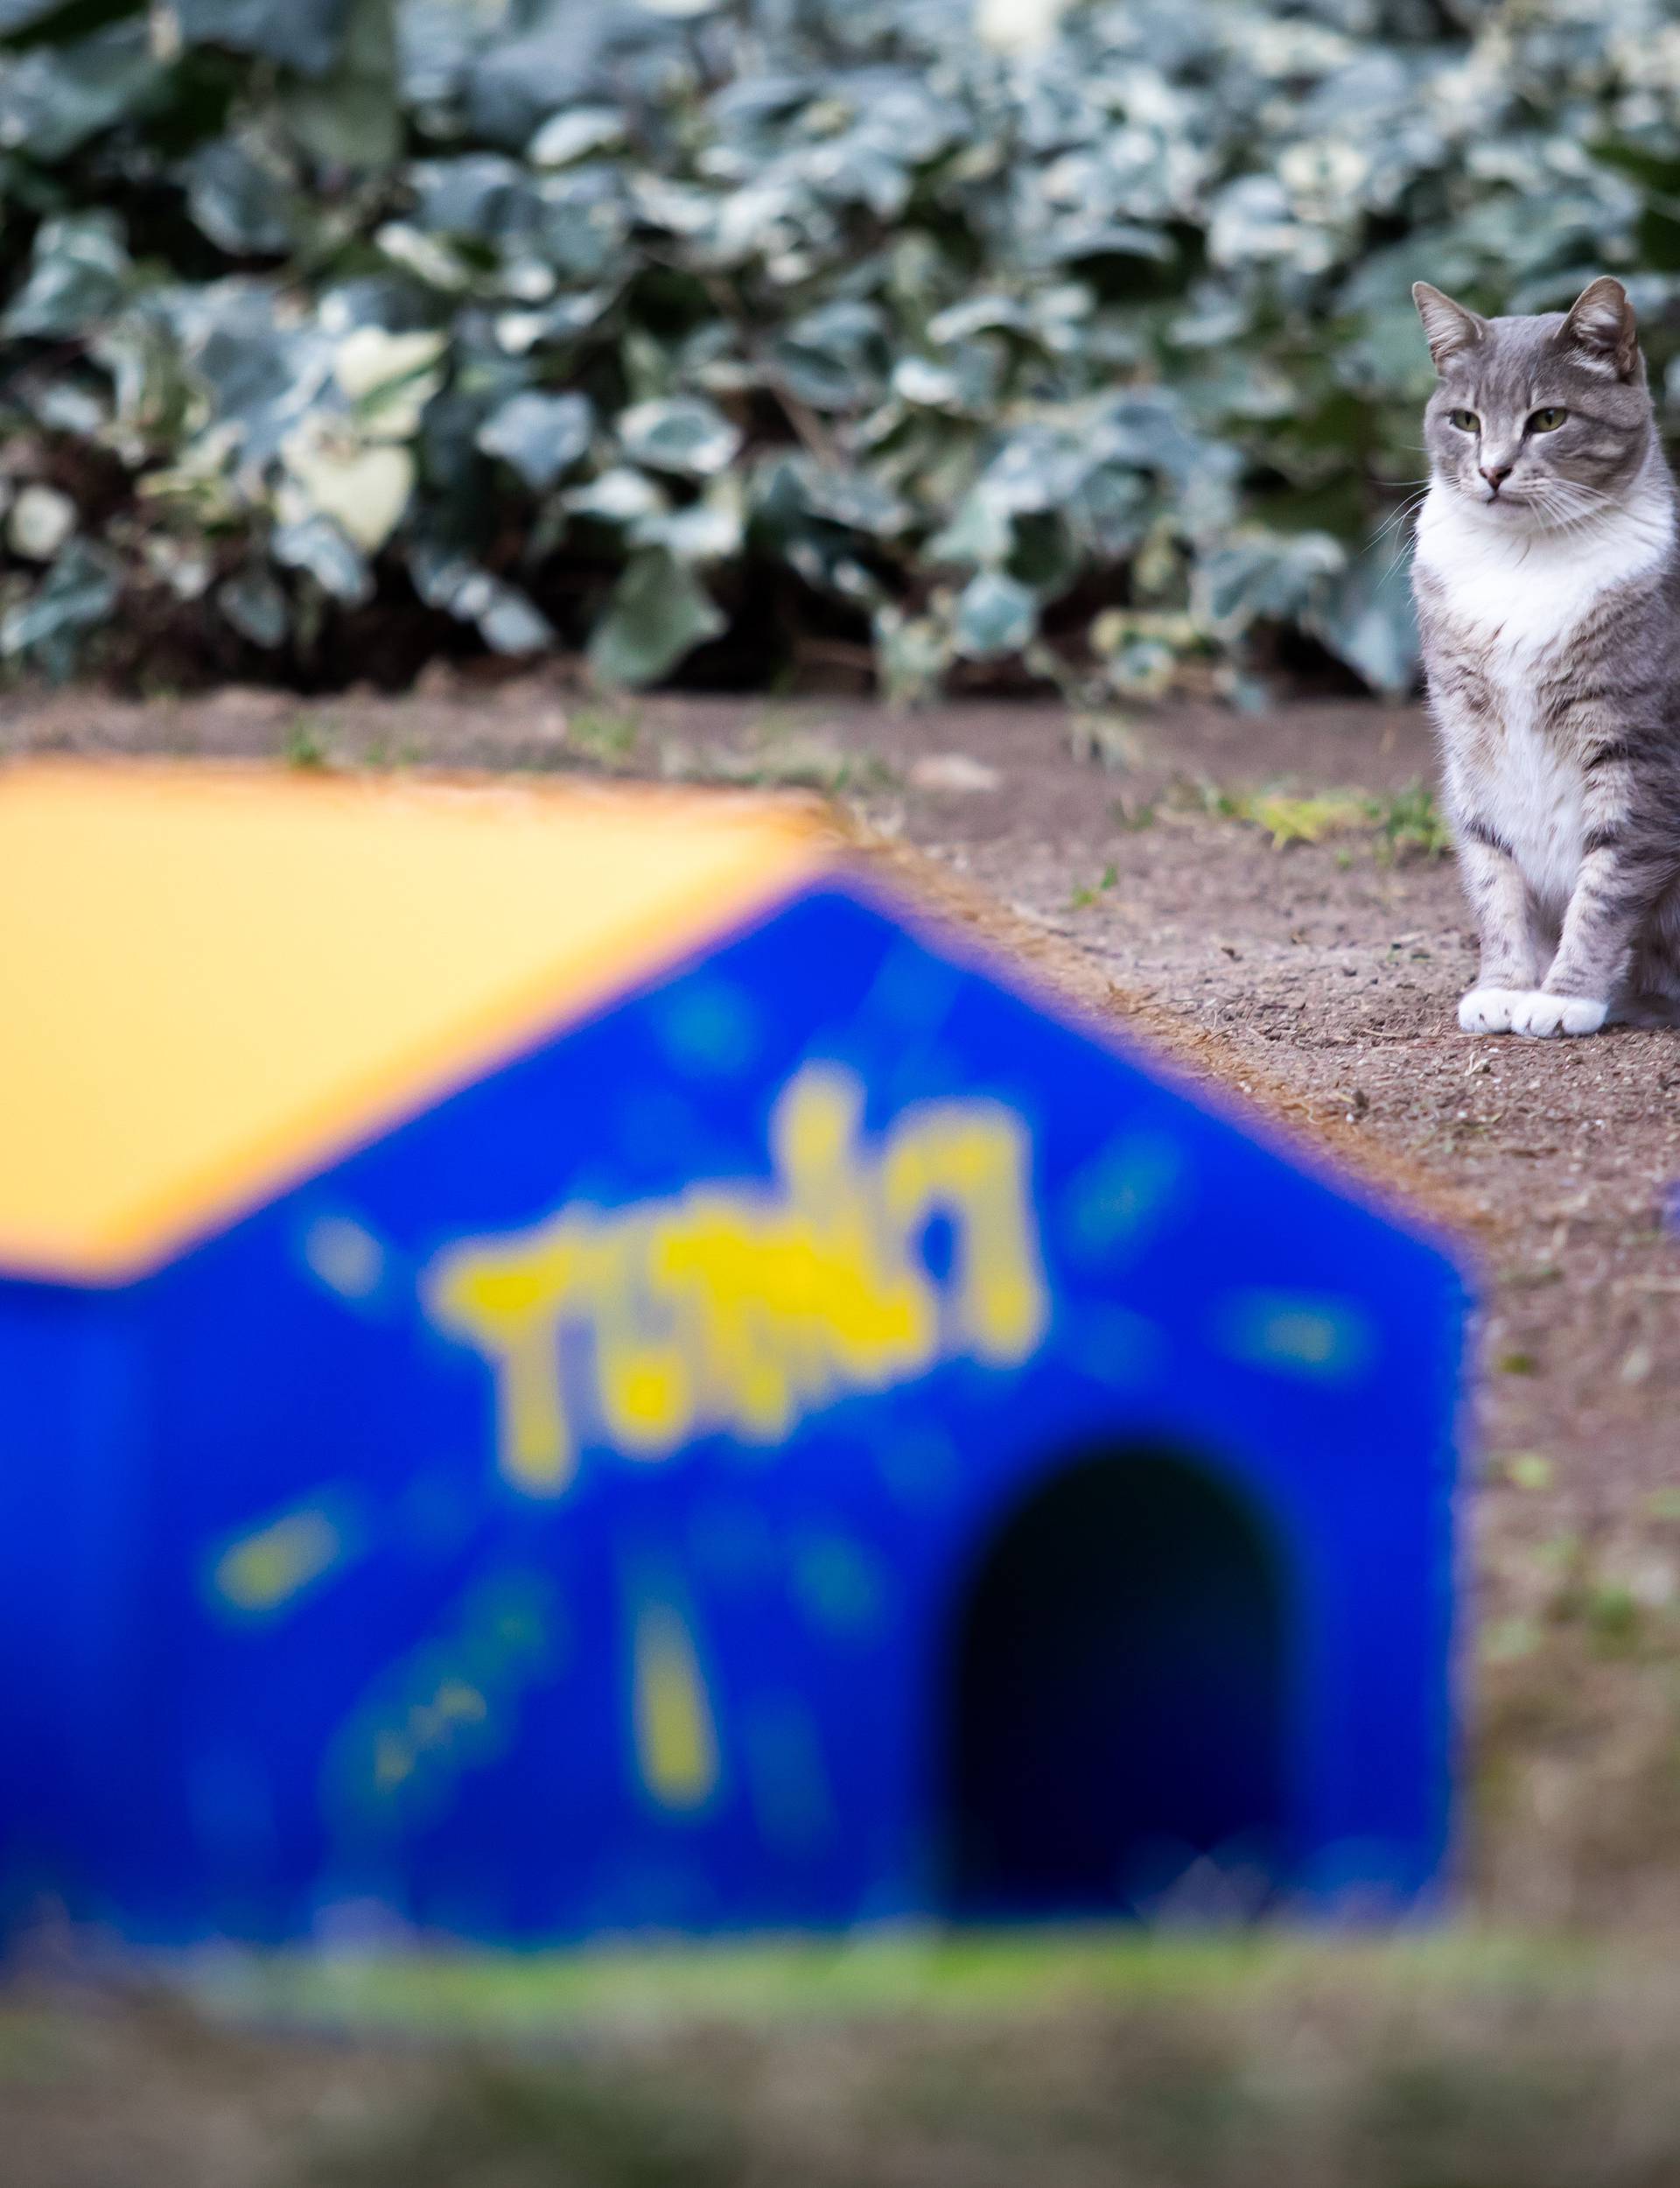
[5,677,1680,1926]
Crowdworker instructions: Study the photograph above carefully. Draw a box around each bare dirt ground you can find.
[7,677,1680,2184]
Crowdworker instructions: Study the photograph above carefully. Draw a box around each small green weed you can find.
[282,714,333,770]
[1069,863,1119,911]
[568,706,643,767]
[1239,790,1371,849]
[1184,776,1452,859]
[1370,779,1452,861]
[1503,1453,1555,1491]
[663,724,896,795]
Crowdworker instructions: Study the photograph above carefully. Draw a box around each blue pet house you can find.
[0,762,1467,1945]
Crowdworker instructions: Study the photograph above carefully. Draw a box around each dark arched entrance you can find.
[941,1450,1289,1918]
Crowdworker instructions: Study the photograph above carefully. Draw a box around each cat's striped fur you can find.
[1410,276,1680,1036]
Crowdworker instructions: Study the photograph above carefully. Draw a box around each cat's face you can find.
[1414,277,1656,529]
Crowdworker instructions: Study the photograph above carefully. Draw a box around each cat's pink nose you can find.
[1480,462,1512,491]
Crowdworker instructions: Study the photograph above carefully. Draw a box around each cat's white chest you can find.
[1479,669,1582,908]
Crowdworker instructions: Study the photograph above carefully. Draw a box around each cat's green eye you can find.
[1529,406,1567,432]
[1448,409,1479,432]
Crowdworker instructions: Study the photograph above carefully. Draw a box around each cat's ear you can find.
[1411,283,1488,372]
[1559,277,1639,378]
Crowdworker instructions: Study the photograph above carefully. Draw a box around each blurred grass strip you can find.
[194,1926,1629,2035]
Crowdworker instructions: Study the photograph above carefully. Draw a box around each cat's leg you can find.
[1620,885,1680,1025]
[1455,827,1548,1034]
[1515,831,1676,1038]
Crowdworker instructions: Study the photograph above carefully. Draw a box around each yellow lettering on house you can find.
[209,1502,350,1616]
[632,1598,719,1813]
[425,1064,1047,1495]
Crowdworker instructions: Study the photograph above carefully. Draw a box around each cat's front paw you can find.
[1459,987,1609,1036]
[1459,987,1524,1034]
[1509,991,1608,1039]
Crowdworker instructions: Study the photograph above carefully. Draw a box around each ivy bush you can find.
[5,0,1680,696]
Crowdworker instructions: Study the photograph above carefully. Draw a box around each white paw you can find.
[1509,991,1608,1039]
[1459,987,1522,1034]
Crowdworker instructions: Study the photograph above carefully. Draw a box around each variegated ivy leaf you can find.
[476,391,594,488]
[587,548,724,688]
[618,397,742,480]
[954,571,1039,659]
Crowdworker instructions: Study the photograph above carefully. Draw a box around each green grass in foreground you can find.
[197,1925,1610,2036]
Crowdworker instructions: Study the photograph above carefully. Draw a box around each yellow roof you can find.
[0,762,827,1285]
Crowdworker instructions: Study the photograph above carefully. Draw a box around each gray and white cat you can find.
[1410,275,1680,1036]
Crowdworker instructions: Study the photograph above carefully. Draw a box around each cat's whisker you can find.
[1516,474,1661,547]
[1378,494,1427,531]
[1379,517,1427,584]
[1369,492,1431,549]
[1372,533,1421,572]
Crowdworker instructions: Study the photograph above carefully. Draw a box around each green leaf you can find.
[954,571,1038,659]
[619,397,740,480]
[477,585,553,656]
[218,564,290,649]
[874,604,954,707]
[476,391,594,489]
[407,545,555,654]
[0,24,158,163]
[527,107,625,168]
[273,515,372,605]
[174,0,351,78]
[771,300,888,410]
[0,0,87,31]
[181,140,297,257]
[0,541,120,678]
[1306,548,1420,697]
[1194,531,1346,636]
[278,0,398,167]
[587,549,724,689]
[927,487,1014,570]
[3,212,129,338]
